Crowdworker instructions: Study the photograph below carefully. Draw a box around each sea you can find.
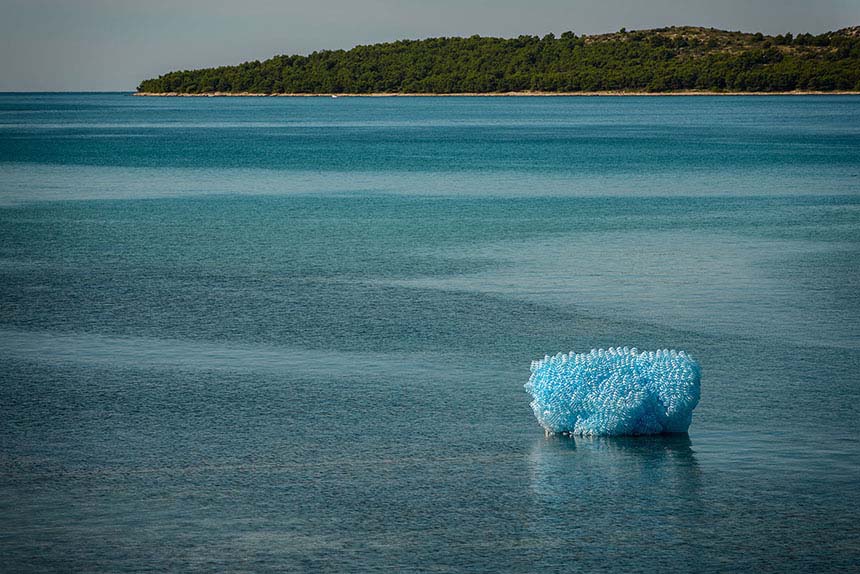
[1,93,858,572]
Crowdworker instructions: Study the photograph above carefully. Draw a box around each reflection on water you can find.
[523,435,709,569]
[529,434,701,503]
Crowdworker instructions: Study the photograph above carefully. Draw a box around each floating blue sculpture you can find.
[525,347,701,436]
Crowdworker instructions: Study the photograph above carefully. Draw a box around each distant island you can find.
[136,26,860,95]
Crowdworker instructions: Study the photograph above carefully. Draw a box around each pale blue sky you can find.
[2,0,858,91]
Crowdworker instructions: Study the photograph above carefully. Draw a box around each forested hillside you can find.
[137,26,860,94]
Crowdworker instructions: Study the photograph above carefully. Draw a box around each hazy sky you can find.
[2,0,858,91]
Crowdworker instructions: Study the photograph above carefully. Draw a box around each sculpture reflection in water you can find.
[524,435,707,567]
[528,434,702,514]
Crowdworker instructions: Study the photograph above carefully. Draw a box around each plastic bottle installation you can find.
[525,347,701,436]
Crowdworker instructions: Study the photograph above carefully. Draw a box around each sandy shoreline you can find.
[134,90,860,97]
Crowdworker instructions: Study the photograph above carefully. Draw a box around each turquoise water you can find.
[1,93,859,572]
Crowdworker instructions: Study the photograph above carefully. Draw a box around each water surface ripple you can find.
[1,94,858,572]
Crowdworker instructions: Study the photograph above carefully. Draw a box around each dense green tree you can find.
[137,26,860,94]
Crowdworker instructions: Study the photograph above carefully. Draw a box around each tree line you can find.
[137,27,860,94]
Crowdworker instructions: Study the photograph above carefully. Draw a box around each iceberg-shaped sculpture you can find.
[525,347,701,436]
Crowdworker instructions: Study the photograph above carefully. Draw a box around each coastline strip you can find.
[133,90,860,97]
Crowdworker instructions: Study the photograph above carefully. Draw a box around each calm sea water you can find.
[1,93,859,572]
